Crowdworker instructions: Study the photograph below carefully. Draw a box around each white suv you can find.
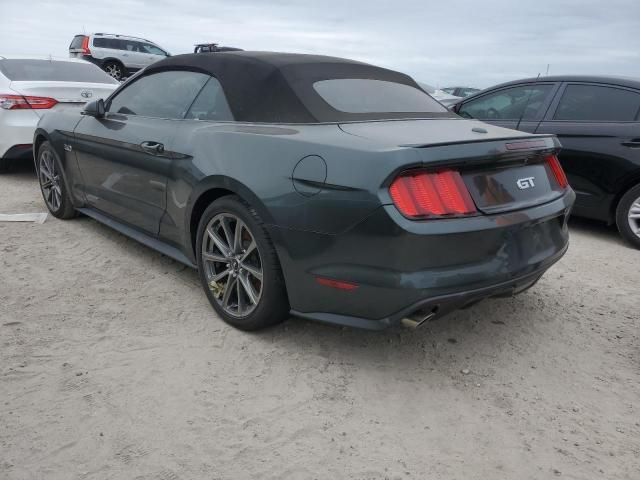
[69,33,170,81]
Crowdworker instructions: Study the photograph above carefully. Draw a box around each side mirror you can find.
[82,98,105,118]
[450,103,460,113]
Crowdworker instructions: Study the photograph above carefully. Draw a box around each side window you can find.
[108,71,209,119]
[459,84,553,120]
[92,38,107,48]
[94,38,119,49]
[121,40,139,52]
[140,43,166,56]
[110,39,125,50]
[185,77,234,121]
[553,84,640,122]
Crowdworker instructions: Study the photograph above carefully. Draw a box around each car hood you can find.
[338,118,537,148]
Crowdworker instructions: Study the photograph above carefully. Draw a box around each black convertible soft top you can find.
[144,51,452,123]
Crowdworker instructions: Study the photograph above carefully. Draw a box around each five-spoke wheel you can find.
[103,61,123,81]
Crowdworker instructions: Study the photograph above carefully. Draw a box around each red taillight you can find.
[0,94,58,110]
[316,277,359,290]
[389,169,477,218]
[547,154,568,189]
[81,36,91,56]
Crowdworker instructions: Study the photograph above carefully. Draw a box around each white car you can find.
[432,90,463,107]
[418,82,462,107]
[69,33,170,81]
[0,56,118,172]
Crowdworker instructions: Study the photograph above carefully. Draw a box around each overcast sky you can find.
[1,0,639,88]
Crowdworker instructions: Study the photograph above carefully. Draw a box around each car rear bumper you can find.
[291,266,554,330]
[272,190,575,330]
[0,109,40,159]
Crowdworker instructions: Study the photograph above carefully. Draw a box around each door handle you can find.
[622,139,640,148]
[140,141,165,155]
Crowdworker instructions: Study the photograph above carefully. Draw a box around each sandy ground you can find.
[1,162,639,480]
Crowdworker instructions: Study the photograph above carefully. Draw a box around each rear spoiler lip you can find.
[399,134,559,150]
[379,135,561,189]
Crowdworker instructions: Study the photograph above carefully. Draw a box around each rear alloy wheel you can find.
[37,142,76,219]
[196,196,289,330]
[103,61,123,81]
[204,213,263,318]
[616,184,640,249]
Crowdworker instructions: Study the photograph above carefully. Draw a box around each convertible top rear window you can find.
[313,79,447,114]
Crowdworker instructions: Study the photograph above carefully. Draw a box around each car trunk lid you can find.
[339,120,566,215]
[339,118,531,147]
[8,81,117,116]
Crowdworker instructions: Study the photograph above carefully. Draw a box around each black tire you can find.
[37,141,77,220]
[615,183,640,249]
[103,61,124,81]
[196,195,289,331]
[0,158,10,173]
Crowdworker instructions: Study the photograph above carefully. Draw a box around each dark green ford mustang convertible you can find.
[34,52,575,330]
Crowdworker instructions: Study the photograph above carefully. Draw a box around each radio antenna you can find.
[516,73,540,131]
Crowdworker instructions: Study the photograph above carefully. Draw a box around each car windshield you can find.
[313,79,448,116]
[0,59,118,84]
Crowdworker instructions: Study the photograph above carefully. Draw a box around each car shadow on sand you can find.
[75,206,549,370]
[568,216,627,247]
[2,158,36,176]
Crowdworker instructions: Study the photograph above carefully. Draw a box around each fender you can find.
[183,175,276,260]
[32,127,87,208]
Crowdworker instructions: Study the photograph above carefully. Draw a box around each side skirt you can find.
[77,208,197,269]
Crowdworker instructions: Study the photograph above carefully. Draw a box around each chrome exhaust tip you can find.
[401,308,438,329]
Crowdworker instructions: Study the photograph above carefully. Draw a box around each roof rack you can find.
[193,43,243,53]
[94,33,152,42]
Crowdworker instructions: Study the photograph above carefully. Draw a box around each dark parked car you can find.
[451,76,640,248]
[34,52,574,331]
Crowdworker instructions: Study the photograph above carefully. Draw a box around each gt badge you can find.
[517,177,535,189]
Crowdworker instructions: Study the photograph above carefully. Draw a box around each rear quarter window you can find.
[554,84,640,121]
[92,37,116,49]
[0,59,118,84]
